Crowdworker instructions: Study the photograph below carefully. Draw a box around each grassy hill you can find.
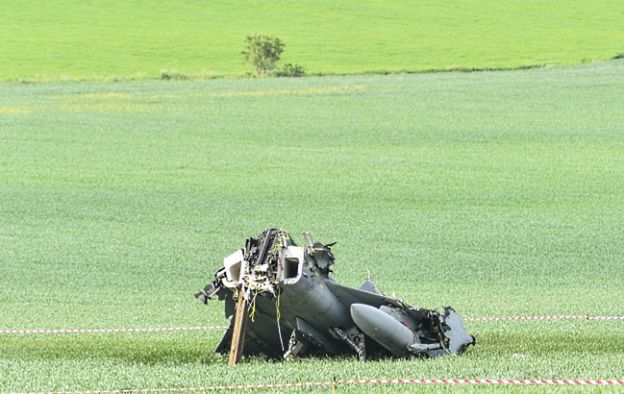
[1,60,623,390]
[1,0,623,82]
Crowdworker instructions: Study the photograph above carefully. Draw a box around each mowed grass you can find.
[1,60,624,391]
[1,0,624,82]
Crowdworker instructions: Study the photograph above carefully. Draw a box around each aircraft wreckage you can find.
[196,229,475,363]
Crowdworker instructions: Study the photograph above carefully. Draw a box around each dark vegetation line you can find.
[4,56,624,85]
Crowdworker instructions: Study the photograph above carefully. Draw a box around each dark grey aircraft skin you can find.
[196,229,475,360]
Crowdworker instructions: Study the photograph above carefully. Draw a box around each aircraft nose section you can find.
[350,303,415,356]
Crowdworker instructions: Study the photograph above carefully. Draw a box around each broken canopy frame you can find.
[196,229,475,362]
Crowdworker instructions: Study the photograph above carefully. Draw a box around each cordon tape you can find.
[3,378,624,393]
[1,315,622,335]
[2,315,623,392]
[465,315,624,321]
[0,326,228,335]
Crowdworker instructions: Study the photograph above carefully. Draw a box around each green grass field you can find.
[1,59,623,391]
[1,0,624,82]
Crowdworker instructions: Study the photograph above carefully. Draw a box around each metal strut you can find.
[330,327,366,361]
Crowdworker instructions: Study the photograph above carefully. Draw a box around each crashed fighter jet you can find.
[196,229,475,361]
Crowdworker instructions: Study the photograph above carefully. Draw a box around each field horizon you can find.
[1,0,624,82]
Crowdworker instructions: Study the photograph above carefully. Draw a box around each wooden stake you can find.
[228,293,248,365]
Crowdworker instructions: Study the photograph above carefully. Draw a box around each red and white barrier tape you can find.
[0,326,228,335]
[465,315,624,322]
[3,378,624,393]
[1,315,622,336]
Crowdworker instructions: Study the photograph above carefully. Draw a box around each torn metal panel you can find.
[195,228,476,361]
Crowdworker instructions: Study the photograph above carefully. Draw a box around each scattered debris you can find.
[196,229,475,363]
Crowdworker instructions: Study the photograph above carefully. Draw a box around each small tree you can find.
[242,35,285,75]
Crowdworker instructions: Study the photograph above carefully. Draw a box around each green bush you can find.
[160,69,188,80]
[242,35,285,75]
[273,63,306,77]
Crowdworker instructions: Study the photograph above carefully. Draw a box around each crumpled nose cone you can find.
[350,303,416,356]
